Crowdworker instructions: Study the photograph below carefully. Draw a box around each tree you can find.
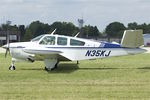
[50,21,78,36]
[105,22,126,38]
[89,26,100,37]
[1,24,9,30]
[24,28,33,41]
[137,23,150,34]
[28,21,51,37]
[147,24,150,33]
[19,25,25,41]
[127,22,150,34]
[127,22,138,30]
[81,25,101,39]
[82,25,89,38]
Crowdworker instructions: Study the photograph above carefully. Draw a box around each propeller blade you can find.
[4,44,10,58]
[4,20,11,58]
[5,48,8,58]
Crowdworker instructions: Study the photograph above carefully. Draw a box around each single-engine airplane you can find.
[2,29,147,71]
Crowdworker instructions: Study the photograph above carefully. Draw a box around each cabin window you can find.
[57,37,67,45]
[39,36,55,45]
[31,35,44,42]
[70,39,85,46]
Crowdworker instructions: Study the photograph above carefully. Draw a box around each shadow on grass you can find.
[47,63,79,73]
[46,64,131,73]
[20,63,79,73]
[137,67,150,69]
[78,67,119,70]
[20,63,150,73]
[21,68,44,71]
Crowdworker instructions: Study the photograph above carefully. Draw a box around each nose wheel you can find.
[9,60,16,70]
[9,66,16,70]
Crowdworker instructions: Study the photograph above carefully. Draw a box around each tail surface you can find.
[121,30,144,48]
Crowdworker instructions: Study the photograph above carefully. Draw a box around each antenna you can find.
[51,29,57,35]
[74,32,80,37]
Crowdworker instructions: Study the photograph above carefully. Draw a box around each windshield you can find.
[39,36,55,45]
[31,35,44,42]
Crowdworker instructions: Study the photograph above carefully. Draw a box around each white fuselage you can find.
[2,30,147,71]
[6,34,146,62]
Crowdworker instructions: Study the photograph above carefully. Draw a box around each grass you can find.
[0,53,150,99]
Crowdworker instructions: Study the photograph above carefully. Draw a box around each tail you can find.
[121,30,144,48]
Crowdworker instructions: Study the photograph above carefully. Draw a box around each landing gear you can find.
[9,61,16,70]
[45,62,58,71]
[44,59,58,71]
[77,61,79,64]
[9,65,16,70]
[55,62,58,69]
[45,66,53,71]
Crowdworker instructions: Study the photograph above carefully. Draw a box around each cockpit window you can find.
[39,36,55,45]
[57,37,67,45]
[70,39,85,46]
[31,35,44,42]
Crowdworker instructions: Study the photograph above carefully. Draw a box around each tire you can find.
[9,66,16,70]
[45,66,56,71]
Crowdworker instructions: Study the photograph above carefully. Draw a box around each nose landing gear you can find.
[9,65,16,70]
[9,61,16,70]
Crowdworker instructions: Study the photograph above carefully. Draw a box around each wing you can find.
[23,47,71,61]
[23,48,62,54]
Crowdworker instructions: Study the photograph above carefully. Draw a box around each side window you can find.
[70,39,85,46]
[57,37,67,45]
[39,36,55,45]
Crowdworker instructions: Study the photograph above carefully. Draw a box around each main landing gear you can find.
[45,62,58,71]
[44,59,58,71]
[77,60,79,64]
[9,61,16,70]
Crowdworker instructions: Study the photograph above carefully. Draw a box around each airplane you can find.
[2,29,147,71]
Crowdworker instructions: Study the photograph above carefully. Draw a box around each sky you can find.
[0,0,150,31]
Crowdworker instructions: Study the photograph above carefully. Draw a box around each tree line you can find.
[0,21,150,41]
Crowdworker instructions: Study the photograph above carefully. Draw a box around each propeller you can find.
[4,21,11,57]
[4,29,10,58]
[5,44,10,58]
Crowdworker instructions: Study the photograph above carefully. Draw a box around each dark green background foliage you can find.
[105,22,126,38]
[1,21,150,41]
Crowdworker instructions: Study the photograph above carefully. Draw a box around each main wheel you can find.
[45,67,54,71]
[77,61,79,64]
[54,63,58,69]
[9,66,16,70]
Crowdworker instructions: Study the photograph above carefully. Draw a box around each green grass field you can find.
[0,53,150,100]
